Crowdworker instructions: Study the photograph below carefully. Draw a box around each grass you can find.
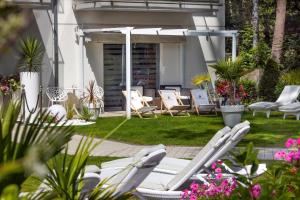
[74,112,300,147]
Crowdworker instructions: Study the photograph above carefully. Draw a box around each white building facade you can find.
[1,0,228,111]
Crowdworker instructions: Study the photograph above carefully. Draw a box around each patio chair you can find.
[83,148,167,198]
[122,90,157,118]
[249,85,300,118]
[46,87,68,107]
[278,102,300,120]
[158,90,190,117]
[191,88,217,115]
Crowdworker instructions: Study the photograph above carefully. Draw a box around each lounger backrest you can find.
[107,149,166,197]
[191,89,210,106]
[165,87,181,96]
[122,90,144,110]
[204,124,250,168]
[159,90,180,109]
[166,126,231,190]
[276,85,300,105]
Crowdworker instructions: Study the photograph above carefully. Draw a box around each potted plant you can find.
[211,57,251,127]
[18,38,44,120]
[83,80,100,120]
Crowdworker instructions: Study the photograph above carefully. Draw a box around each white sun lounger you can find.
[279,102,300,120]
[122,90,157,118]
[249,85,300,118]
[158,90,190,117]
[191,88,217,115]
[82,148,167,198]
[133,124,253,200]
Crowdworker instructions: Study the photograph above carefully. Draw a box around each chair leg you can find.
[253,111,256,117]
[297,114,300,120]
[283,113,286,120]
[266,110,271,118]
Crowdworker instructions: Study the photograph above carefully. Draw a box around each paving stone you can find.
[68,134,282,160]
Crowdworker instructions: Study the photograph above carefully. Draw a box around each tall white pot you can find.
[20,72,40,121]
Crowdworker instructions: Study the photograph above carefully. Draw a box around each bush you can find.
[258,58,280,101]
[275,69,300,97]
[239,79,258,105]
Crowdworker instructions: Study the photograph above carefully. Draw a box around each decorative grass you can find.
[74,112,300,147]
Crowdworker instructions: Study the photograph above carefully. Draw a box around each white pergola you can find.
[76,27,238,119]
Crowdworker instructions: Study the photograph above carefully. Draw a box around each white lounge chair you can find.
[122,90,157,118]
[158,90,190,117]
[134,123,253,199]
[249,85,300,118]
[191,88,217,115]
[279,102,300,120]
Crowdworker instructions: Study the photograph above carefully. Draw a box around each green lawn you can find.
[74,112,300,147]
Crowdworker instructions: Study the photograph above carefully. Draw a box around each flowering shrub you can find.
[215,79,257,105]
[215,80,248,105]
[0,74,20,96]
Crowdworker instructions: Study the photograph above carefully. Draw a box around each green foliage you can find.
[210,57,251,84]
[275,69,300,97]
[81,106,93,121]
[66,101,75,120]
[0,101,74,193]
[282,33,300,71]
[0,1,27,53]
[240,42,272,70]
[230,143,259,183]
[239,79,258,105]
[211,57,253,104]
[37,137,96,200]
[18,38,44,72]
[258,58,280,101]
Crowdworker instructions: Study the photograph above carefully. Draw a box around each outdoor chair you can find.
[278,102,300,120]
[249,85,300,118]
[190,88,217,115]
[82,148,166,198]
[122,90,157,118]
[158,90,190,117]
[46,87,68,107]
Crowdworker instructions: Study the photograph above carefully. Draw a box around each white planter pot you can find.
[220,105,245,127]
[20,72,40,121]
[88,103,100,120]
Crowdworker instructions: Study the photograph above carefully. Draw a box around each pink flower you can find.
[297,138,300,145]
[294,150,300,160]
[211,162,217,169]
[285,138,296,148]
[217,160,223,165]
[285,151,295,162]
[274,151,286,159]
[250,184,261,199]
[181,189,189,199]
[216,173,223,180]
[215,167,222,173]
[190,183,199,192]
[189,194,197,200]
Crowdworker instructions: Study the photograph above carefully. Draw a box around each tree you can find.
[271,0,287,63]
[252,0,259,47]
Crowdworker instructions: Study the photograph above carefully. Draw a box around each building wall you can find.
[1,0,225,95]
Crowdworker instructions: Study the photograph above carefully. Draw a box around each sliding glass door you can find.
[103,43,159,110]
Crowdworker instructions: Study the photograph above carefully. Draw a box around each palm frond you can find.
[0,101,74,191]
